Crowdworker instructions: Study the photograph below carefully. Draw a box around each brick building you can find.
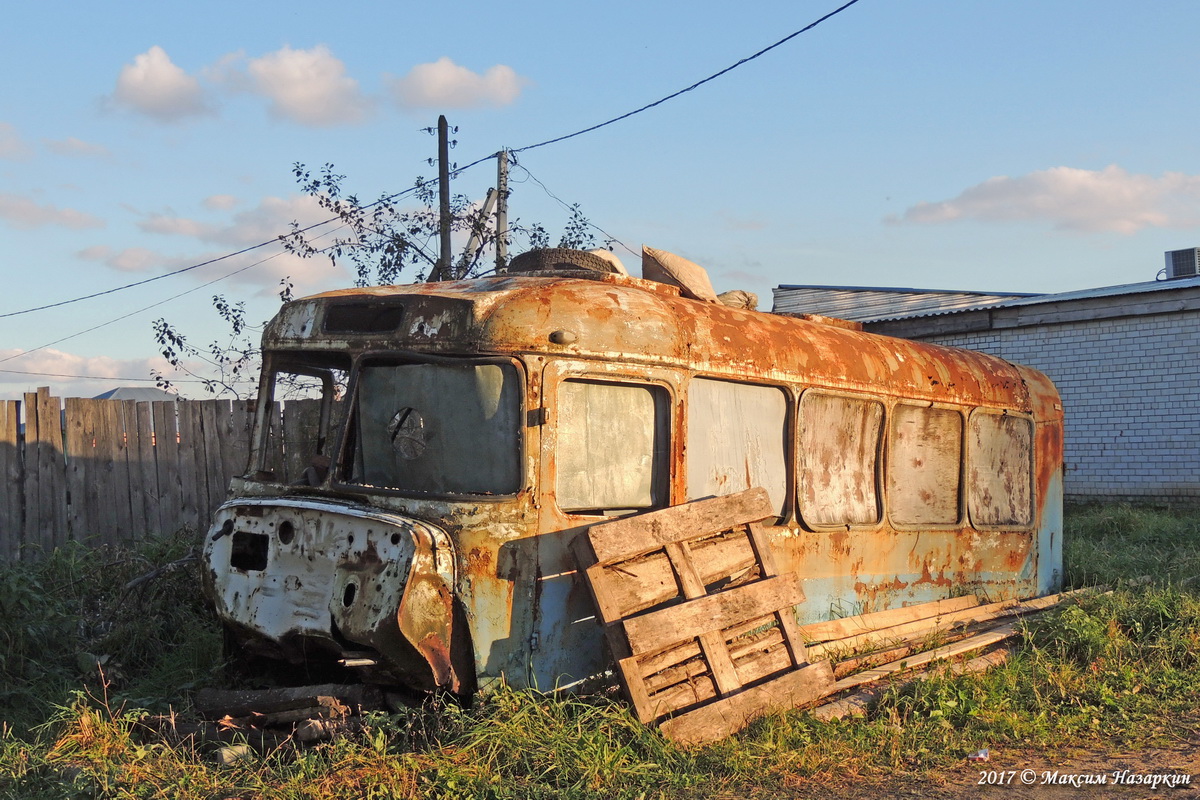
[773,275,1200,505]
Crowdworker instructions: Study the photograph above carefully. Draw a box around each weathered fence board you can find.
[151,400,183,536]
[133,402,157,539]
[0,400,22,558]
[0,389,289,560]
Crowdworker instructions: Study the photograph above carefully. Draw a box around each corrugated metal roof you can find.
[771,286,1033,322]
[772,276,1200,323]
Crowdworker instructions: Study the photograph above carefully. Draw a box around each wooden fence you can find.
[0,387,293,560]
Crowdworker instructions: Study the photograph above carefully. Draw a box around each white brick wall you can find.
[924,311,1200,504]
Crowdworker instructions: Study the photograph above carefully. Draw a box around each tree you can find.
[152,157,600,397]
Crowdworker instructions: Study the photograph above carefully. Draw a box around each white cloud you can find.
[0,121,32,159]
[122,194,347,292]
[112,46,212,122]
[245,45,370,126]
[0,193,104,230]
[44,137,111,158]
[387,57,526,109]
[893,165,1200,235]
[77,245,163,273]
[0,348,177,401]
[203,194,239,210]
[138,213,216,238]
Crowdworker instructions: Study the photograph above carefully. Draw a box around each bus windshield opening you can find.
[341,359,523,496]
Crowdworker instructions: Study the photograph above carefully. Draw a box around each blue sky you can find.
[2,0,1199,399]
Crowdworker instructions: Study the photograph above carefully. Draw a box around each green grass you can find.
[1,507,1199,799]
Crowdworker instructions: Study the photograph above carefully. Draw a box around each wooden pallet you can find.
[572,488,834,746]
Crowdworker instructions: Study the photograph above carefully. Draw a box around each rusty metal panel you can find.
[686,378,788,515]
[798,392,883,526]
[887,404,963,525]
[967,411,1034,528]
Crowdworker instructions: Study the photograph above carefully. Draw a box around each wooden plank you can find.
[193,684,383,720]
[813,646,1014,723]
[830,623,1017,693]
[263,400,285,480]
[89,398,127,547]
[0,400,23,560]
[617,655,661,723]
[581,534,757,621]
[282,398,321,483]
[200,399,227,518]
[175,401,205,533]
[634,612,778,679]
[657,659,835,746]
[133,402,158,538]
[639,668,719,722]
[665,540,742,696]
[746,521,806,663]
[34,389,67,551]
[22,392,41,554]
[116,400,137,542]
[806,592,1066,660]
[622,575,807,656]
[63,398,93,545]
[586,488,774,562]
[226,400,253,482]
[796,595,981,644]
[151,401,183,535]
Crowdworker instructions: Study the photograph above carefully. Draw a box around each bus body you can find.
[203,256,1063,694]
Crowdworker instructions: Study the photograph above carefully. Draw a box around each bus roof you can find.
[268,272,1057,414]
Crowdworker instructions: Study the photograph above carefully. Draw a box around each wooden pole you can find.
[496,150,509,272]
[436,115,451,282]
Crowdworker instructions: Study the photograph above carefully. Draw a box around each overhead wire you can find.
[0,368,205,383]
[511,158,638,259]
[0,222,349,367]
[508,0,863,155]
[1,1,861,326]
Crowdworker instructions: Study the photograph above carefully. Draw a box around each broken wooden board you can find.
[573,488,832,744]
[193,683,383,720]
[805,592,1070,661]
[813,644,1015,722]
[797,595,982,643]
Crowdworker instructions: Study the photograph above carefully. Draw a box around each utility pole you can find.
[496,149,509,273]
[435,114,452,281]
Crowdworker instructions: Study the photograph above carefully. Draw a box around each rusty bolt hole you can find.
[343,583,357,607]
[278,520,295,545]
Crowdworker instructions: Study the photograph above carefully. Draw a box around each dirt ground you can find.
[783,732,1200,800]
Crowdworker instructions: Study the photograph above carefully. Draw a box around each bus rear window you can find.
[968,411,1033,527]
[344,360,522,496]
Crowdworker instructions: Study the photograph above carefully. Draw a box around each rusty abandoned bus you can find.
[202,247,1063,695]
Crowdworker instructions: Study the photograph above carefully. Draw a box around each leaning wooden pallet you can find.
[573,488,1092,745]
[572,488,834,746]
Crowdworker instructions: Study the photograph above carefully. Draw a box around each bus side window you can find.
[967,411,1034,527]
[798,392,884,527]
[555,380,669,515]
[888,404,963,526]
[686,378,788,517]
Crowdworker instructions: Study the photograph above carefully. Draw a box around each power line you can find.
[0,368,204,383]
[0,243,293,366]
[1,2,860,322]
[512,159,638,259]
[509,0,863,155]
[0,186,421,320]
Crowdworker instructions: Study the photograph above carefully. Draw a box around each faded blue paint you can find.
[1037,465,1065,595]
